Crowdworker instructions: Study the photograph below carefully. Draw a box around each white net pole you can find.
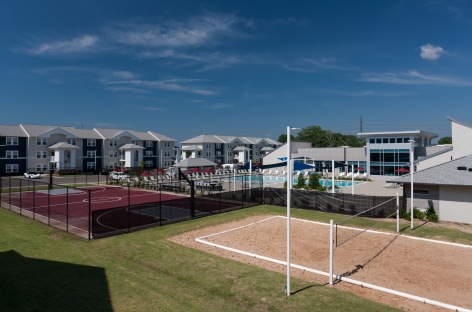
[329,219,334,285]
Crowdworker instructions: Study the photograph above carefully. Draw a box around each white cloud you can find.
[359,70,472,87]
[108,12,239,48]
[105,86,149,93]
[420,43,446,60]
[106,79,218,96]
[203,103,233,109]
[31,35,98,55]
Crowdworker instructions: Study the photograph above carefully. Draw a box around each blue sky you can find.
[1,0,472,142]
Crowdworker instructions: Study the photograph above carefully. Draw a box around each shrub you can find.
[425,207,439,222]
[413,207,425,220]
[308,174,321,190]
[296,173,306,189]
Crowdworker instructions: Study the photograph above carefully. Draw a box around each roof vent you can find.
[457,166,467,170]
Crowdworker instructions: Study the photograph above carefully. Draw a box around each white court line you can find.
[196,215,472,312]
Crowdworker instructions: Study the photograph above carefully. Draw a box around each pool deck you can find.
[343,176,403,196]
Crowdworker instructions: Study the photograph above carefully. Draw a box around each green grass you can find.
[2,204,470,312]
[0,205,407,312]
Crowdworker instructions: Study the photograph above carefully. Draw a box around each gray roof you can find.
[148,131,176,142]
[233,146,251,151]
[119,143,145,150]
[181,134,280,145]
[260,146,275,151]
[181,145,202,151]
[48,142,80,149]
[20,124,101,139]
[94,128,152,140]
[447,116,472,129]
[175,158,217,168]
[0,125,27,137]
[390,154,472,186]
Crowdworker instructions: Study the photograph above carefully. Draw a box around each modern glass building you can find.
[358,131,438,176]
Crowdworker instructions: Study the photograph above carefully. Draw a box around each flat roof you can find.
[357,130,438,139]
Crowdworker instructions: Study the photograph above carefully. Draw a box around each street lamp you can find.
[286,126,299,296]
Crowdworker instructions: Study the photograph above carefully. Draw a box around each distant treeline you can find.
[278,125,365,147]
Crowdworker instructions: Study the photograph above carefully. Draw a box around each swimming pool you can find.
[260,175,363,187]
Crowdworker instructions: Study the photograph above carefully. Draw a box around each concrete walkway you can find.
[340,176,403,196]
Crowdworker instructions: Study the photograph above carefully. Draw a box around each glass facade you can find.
[369,149,410,176]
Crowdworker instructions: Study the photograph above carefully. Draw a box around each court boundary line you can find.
[195,215,472,312]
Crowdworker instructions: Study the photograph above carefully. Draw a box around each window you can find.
[164,141,170,147]
[108,162,117,169]
[66,139,76,145]
[206,151,211,157]
[216,143,221,149]
[396,138,402,143]
[6,137,18,145]
[109,151,118,158]
[164,160,172,166]
[403,138,410,143]
[414,189,430,195]
[389,138,395,143]
[145,141,153,147]
[227,151,232,157]
[376,138,382,144]
[163,151,170,157]
[87,139,96,147]
[145,151,153,157]
[382,138,388,143]
[206,144,212,149]
[87,150,96,158]
[36,138,47,146]
[36,151,47,158]
[145,160,153,167]
[36,164,47,172]
[87,162,96,169]
[216,151,222,156]
[109,140,117,147]
[6,151,18,159]
[6,164,19,173]
[369,139,375,144]
[132,140,139,145]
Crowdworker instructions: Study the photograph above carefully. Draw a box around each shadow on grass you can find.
[291,282,328,295]
[0,250,112,312]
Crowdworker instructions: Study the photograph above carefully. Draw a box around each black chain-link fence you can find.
[1,174,264,239]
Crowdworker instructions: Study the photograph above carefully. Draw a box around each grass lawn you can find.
[1,204,470,312]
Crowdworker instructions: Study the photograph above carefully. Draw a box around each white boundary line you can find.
[195,215,472,312]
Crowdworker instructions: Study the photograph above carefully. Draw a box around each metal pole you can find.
[396,193,400,233]
[351,164,354,195]
[286,126,291,296]
[329,220,334,285]
[331,160,335,194]
[88,190,91,240]
[409,140,415,230]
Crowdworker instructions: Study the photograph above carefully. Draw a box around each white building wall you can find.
[439,185,472,224]
[416,150,454,172]
[452,121,472,159]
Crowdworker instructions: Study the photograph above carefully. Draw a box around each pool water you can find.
[260,175,362,187]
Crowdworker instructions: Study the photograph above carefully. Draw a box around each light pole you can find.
[409,139,415,230]
[286,126,299,296]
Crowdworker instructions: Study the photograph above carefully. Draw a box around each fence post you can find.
[190,181,195,218]
[128,184,131,233]
[19,178,22,215]
[66,187,69,233]
[88,189,91,240]
[9,177,12,210]
[48,186,51,225]
[32,180,36,220]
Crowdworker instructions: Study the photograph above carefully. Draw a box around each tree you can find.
[280,125,364,147]
[277,134,294,144]
[308,173,321,190]
[296,173,306,188]
[438,136,452,145]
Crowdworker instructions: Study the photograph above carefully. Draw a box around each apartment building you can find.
[0,124,176,175]
[180,134,280,165]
